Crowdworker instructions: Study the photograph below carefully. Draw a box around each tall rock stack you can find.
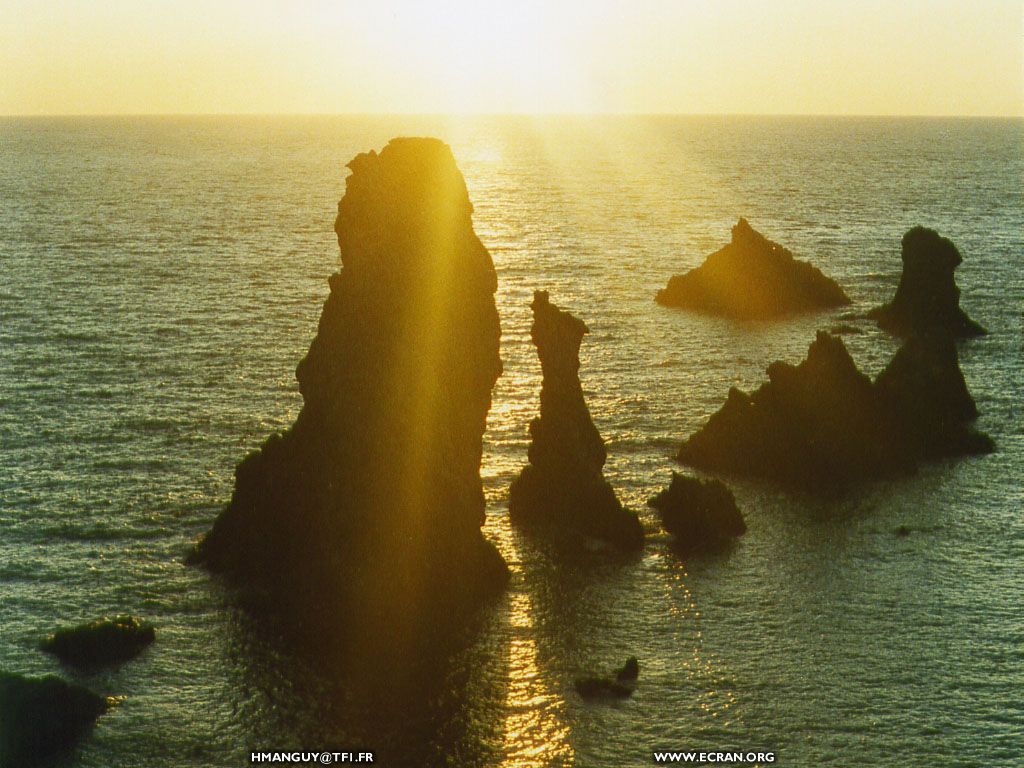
[194,138,508,657]
[869,226,986,337]
[509,291,643,551]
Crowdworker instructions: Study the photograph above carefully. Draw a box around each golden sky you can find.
[2,0,1021,116]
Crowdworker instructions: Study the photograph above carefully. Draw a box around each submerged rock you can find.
[648,473,745,549]
[41,615,154,667]
[656,218,850,318]
[0,672,109,765]
[574,657,640,700]
[509,291,643,551]
[192,138,508,662]
[677,331,992,488]
[869,227,986,337]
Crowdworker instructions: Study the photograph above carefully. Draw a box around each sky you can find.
[1,0,1021,116]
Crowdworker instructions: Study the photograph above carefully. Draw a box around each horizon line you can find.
[2,111,1022,120]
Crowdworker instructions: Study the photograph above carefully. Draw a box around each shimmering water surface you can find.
[1,116,1022,767]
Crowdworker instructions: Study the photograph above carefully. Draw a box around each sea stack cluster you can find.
[655,218,850,318]
[509,291,643,551]
[677,330,992,488]
[869,226,986,337]
[194,139,508,653]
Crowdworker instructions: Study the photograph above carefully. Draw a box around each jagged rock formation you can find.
[875,334,994,458]
[869,227,986,337]
[677,331,992,488]
[509,292,643,550]
[656,218,850,318]
[0,672,110,765]
[648,473,745,549]
[192,138,508,659]
[41,616,155,667]
[574,657,639,700]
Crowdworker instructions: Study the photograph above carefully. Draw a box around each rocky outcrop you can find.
[656,219,850,318]
[0,672,110,765]
[677,331,992,488]
[648,473,745,549]
[41,616,155,667]
[192,139,508,658]
[574,657,639,700]
[509,292,643,550]
[874,334,994,458]
[869,227,986,337]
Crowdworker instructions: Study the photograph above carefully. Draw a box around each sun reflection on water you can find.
[500,579,574,766]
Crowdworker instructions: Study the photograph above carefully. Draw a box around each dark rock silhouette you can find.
[0,672,110,765]
[677,331,992,488]
[509,291,643,551]
[656,218,850,318]
[41,615,155,668]
[192,138,508,665]
[869,227,986,337]
[828,323,864,336]
[574,657,639,700]
[648,473,745,549]
[616,656,639,684]
[874,334,994,457]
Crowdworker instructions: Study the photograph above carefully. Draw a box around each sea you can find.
[1,116,1021,767]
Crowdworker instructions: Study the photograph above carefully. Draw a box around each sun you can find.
[363,0,594,113]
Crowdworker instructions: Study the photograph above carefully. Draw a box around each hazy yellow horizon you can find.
[2,0,1022,117]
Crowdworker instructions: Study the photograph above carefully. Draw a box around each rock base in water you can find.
[42,615,155,668]
[509,292,643,551]
[656,218,850,318]
[648,473,745,549]
[869,226,986,337]
[677,331,993,489]
[0,672,109,765]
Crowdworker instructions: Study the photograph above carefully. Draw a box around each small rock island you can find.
[648,473,745,550]
[869,226,986,337]
[509,291,643,551]
[41,615,155,668]
[655,218,850,318]
[677,330,993,488]
[192,139,508,660]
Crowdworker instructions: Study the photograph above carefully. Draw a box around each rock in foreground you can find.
[509,292,643,551]
[648,473,745,549]
[677,331,992,488]
[192,138,508,663]
[656,218,850,318]
[41,615,155,668]
[0,672,109,765]
[869,226,986,337]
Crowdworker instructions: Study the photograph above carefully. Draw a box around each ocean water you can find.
[1,115,1021,767]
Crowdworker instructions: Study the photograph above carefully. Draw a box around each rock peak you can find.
[678,330,992,488]
[657,219,850,318]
